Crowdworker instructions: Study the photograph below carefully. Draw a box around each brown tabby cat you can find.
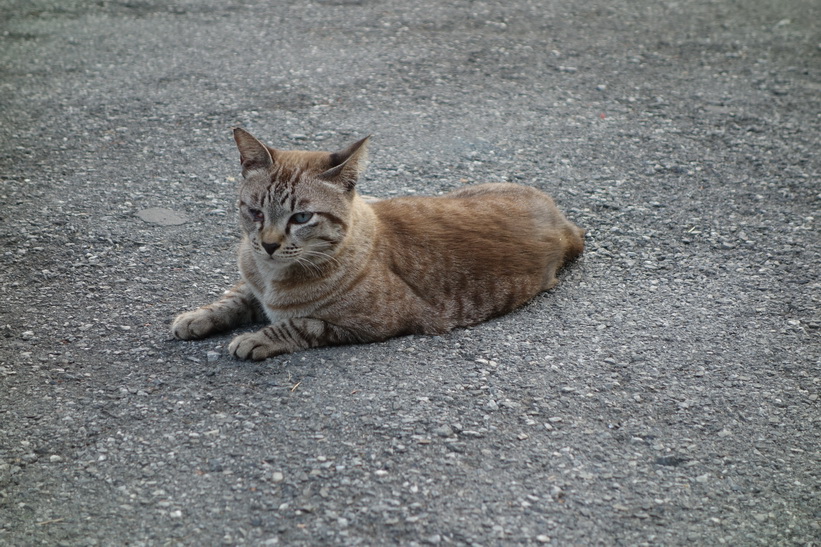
[171,128,585,360]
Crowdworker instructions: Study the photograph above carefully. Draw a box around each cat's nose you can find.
[261,241,280,255]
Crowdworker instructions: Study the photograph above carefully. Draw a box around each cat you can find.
[171,128,585,360]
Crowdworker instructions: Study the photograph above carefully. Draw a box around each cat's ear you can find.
[319,136,370,190]
[233,128,274,176]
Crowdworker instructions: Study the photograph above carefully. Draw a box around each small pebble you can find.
[136,208,187,226]
[433,425,453,437]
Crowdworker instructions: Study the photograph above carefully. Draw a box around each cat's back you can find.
[365,183,584,331]
[371,182,582,253]
[372,183,584,285]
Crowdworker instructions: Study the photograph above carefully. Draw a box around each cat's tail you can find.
[541,224,585,291]
[564,225,586,262]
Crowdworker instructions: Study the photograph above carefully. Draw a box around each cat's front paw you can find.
[171,310,218,340]
[228,330,288,361]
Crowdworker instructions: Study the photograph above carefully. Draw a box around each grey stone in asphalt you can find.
[136,207,188,226]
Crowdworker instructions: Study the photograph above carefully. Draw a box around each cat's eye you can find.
[247,208,264,222]
[290,212,314,224]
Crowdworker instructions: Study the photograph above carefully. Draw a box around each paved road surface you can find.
[1,0,818,544]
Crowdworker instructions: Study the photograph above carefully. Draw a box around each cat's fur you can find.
[171,128,585,360]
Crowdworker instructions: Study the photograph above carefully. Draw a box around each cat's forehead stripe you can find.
[250,190,265,205]
[288,168,300,192]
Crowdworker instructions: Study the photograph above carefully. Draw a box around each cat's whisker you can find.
[300,257,335,277]
[302,249,341,270]
[293,254,326,277]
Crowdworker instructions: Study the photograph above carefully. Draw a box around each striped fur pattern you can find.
[171,128,585,360]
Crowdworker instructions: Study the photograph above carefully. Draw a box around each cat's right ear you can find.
[233,128,274,176]
[319,136,370,191]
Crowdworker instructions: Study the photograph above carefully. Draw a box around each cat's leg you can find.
[228,318,361,360]
[171,282,265,340]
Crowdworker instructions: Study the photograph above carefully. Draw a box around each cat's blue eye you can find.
[290,212,313,224]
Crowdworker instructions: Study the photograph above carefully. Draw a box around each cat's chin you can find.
[254,252,309,271]
[253,252,288,268]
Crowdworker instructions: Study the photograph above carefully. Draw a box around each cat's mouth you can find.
[260,250,286,261]
[257,246,300,261]
[254,241,337,271]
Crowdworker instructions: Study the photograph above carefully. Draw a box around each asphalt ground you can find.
[1,0,819,545]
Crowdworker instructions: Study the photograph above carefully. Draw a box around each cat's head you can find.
[233,128,369,270]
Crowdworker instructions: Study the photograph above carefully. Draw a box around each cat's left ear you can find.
[319,136,370,191]
[233,128,274,176]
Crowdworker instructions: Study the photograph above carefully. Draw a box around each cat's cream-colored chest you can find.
[258,281,327,323]
[238,242,335,323]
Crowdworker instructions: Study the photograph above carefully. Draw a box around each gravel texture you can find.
[1,0,819,545]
